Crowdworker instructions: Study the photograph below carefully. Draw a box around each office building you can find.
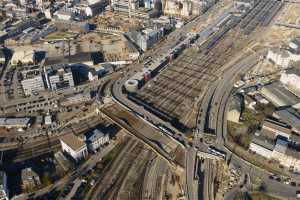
[60,134,88,161]
[21,69,45,96]
[45,66,75,91]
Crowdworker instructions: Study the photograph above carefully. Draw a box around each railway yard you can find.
[132,0,284,129]
[3,117,106,163]
[88,137,183,200]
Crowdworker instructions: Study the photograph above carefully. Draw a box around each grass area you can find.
[227,121,252,149]
[45,32,76,40]
[228,103,274,149]
[234,192,281,200]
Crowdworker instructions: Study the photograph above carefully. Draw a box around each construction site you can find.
[131,0,284,129]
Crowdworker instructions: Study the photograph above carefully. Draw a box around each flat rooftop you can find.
[60,134,86,151]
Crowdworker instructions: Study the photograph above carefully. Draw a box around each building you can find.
[45,66,75,91]
[262,119,292,139]
[137,28,164,51]
[21,168,41,191]
[280,68,300,97]
[267,40,300,68]
[0,171,9,200]
[272,138,288,160]
[0,117,31,128]
[85,129,109,152]
[234,0,255,13]
[289,37,300,54]
[4,18,40,40]
[60,134,88,161]
[45,52,103,66]
[81,0,108,17]
[260,82,300,107]
[54,20,90,33]
[60,92,92,106]
[0,95,58,114]
[164,0,215,17]
[54,9,74,21]
[111,0,139,16]
[0,49,5,64]
[275,107,300,133]
[249,132,275,159]
[11,49,36,66]
[21,68,45,96]
[44,115,52,126]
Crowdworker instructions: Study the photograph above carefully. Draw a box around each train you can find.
[208,146,226,159]
[158,124,176,137]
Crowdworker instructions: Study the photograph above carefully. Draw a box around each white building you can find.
[234,0,255,12]
[249,133,275,159]
[21,73,45,96]
[60,134,88,161]
[54,9,74,21]
[0,171,9,200]
[82,0,107,17]
[267,45,300,69]
[164,0,215,17]
[85,129,109,152]
[280,68,300,97]
[46,67,75,91]
[44,115,52,126]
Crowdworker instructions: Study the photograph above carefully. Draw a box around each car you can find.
[291,182,297,187]
[269,175,274,179]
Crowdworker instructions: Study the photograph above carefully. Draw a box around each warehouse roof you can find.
[0,117,31,127]
[274,138,288,154]
[251,133,275,151]
[60,134,86,151]
[276,107,300,132]
[261,82,300,106]
[262,120,292,135]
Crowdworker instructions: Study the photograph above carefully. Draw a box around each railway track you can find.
[90,139,139,200]
[3,117,105,163]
